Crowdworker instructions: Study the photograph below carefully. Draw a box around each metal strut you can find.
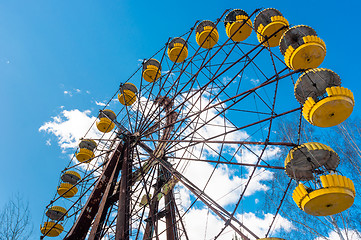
[143,96,180,240]
[143,166,163,240]
[163,166,178,240]
[64,142,124,240]
[116,140,132,239]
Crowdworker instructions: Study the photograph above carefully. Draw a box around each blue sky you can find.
[0,0,361,239]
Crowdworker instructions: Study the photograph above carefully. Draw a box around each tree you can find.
[0,194,33,240]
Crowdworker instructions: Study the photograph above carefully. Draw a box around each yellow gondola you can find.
[168,37,188,63]
[295,68,354,127]
[303,86,354,128]
[294,68,341,104]
[41,222,64,237]
[254,8,289,47]
[285,142,339,181]
[96,109,116,133]
[57,182,78,198]
[293,174,355,216]
[118,82,138,106]
[46,206,68,221]
[280,25,326,70]
[57,171,81,198]
[76,139,97,163]
[196,20,219,49]
[224,9,252,42]
[61,171,81,185]
[142,59,161,83]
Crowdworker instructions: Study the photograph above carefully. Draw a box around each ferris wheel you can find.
[40,7,356,240]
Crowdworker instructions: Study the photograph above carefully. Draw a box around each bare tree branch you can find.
[0,194,33,240]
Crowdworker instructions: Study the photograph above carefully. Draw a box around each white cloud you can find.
[63,88,83,97]
[250,78,260,86]
[131,96,159,127]
[177,91,250,155]
[183,208,231,240]
[176,158,273,207]
[64,90,73,96]
[181,161,244,206]
[156,89,287,239]
[39,109,101,150]
[174,185,191,209]
[181,208,293,240]
[95,101,107,107]
[233,146,280,196]
[235,212,294,238]
[129,90,281,237]
[39,109,117,174]
[46,139,51,146]
[137,59,144,66]
[222,76,232,84]
[170,91,279,207]
[162,70,175,76]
